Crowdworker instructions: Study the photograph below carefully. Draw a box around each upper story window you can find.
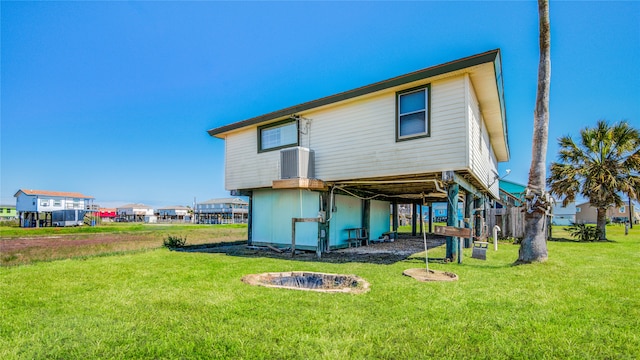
[397,85,430,141]
[40,199,49,207]
[53,200,61,207]
[620,206,625,213]
[258,119,298,152]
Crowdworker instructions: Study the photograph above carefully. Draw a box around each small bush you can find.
[564,223,601,242]
[163,235,187,248]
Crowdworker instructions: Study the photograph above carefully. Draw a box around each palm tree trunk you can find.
[596,207,607,240]
[517,0,550,264]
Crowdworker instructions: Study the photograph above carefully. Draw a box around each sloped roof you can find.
[207,49,509,162]
[499,180,527,197]
[117,203,153,209]
[157,205,190,210]
[14,189,94,199]
[199,198,248,205]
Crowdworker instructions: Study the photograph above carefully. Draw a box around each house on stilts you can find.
[207,49,510,259]
[14,189,95,227]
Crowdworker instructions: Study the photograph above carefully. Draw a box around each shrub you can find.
[564,223,601,242]
[163,235,187,248]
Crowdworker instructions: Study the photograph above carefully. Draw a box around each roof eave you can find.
[207,49,502,138]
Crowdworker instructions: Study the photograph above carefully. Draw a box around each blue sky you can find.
[1,1,639,208]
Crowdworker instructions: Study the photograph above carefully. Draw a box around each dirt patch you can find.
[180,235,445,265]
[403,268,458,282]
[242,271,370,293]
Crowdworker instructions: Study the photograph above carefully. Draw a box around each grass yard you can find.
[1,225,639,359]
[0,223,247,266]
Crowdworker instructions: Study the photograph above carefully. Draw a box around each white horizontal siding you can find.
[224,75,470,190]
[467,75,499,198]
[313,76,468,181]
[224,128,281,190]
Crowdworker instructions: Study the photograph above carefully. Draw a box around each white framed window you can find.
[576,207,581,213]
[40,200,49,207]
[53,200,61,207]
[258,119,298,152]
[620,206,625,213]
[397,85,430,141]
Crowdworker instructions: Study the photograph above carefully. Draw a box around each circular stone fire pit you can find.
[242,271,370,293]
[403,268,458,282]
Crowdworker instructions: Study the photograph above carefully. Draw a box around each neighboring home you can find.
[156,206,191,222]
[14,189,94,227]
[430,202,464,223]
[97,208,117,222]
[493,180,527,239]
[207,49,509,252]
[0,204,17,221]
[498,179,526,207]
[575,202,597,224]
[195,198,248,224]
[551,200,576,226]
[116,204,156,223]
[576,201,640,224]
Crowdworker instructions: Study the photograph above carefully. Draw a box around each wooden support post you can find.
[247,193,253,245]
[419,204,423,234]
[291,219,296,257]
[411,203,418,236]
[428,203,433,234]
[363,199,371,245]
[464,192,474,248]
[392,201,399,232]
[474,196,485,238]
[446,183,459,261]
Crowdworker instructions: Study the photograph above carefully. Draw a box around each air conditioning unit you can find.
[281,147,315,179]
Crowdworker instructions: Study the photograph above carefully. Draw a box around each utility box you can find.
[281,147,315,179]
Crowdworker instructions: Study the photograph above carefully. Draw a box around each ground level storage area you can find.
[250,189,390,251]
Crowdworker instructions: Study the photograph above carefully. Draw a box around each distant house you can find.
[195,198,248,224]
[156,206,191,222]
[207,49,509,252]
[576,201,640,224]
[0,204,17,221]
[97,208,117,222]
[116,204,155,223]
[575,203,597,224]
[498,179,526,207]
[14,189,94,227]
[493,180,527,239]
[551,201,576,226]
[430,202,464,223]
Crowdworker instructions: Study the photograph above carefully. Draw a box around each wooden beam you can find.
[273,178,327,190]
[453,172,481,197]
[435,225,472,238]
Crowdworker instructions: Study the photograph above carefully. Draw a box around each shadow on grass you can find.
[548,237,617,243]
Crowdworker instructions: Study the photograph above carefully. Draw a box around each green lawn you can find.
[0,222,247,238]
[1,225,639,359]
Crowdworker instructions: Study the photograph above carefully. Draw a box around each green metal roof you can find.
[499,179,527,197]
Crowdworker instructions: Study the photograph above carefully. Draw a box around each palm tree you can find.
[517,0,551,264]
[547,120,640,240]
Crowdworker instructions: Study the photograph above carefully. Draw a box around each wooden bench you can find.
[345,228,368,247]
